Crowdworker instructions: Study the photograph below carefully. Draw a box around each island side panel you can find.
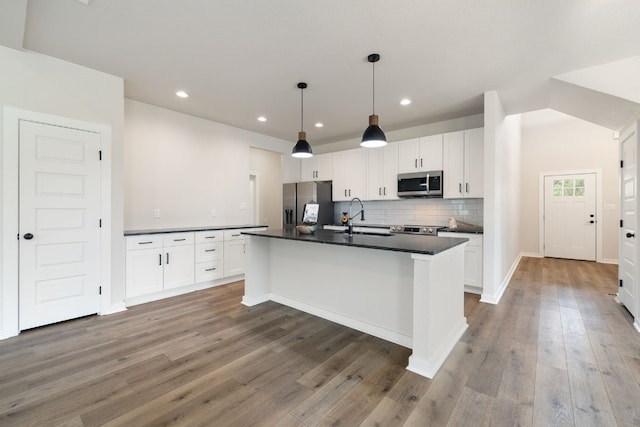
[408,243,468,378]
[242,235,272,306]
[266,238,415,347]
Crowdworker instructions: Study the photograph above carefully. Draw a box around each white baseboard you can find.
[598,258,618,265]
[520,251,543,258]
[125,276,243,307]
[464,285,482,295]
[270,293,412,348]
[101,302,127,315]
[634,321,640,333]
[406,318,468,379]
[481,254,522,305]
[241,294,269,306]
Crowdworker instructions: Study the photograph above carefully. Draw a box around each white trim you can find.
[406,318,467,379]
[2,107,112,339]
[464,285,482,295]
[520,251,543,258]
[270,293,413,348]
[634,321,640,333]
[480,254,522,304]
[599,258,619,265]
[538,169,603,262]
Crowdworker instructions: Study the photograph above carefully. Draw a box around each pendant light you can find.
[361,53,387,148]
[292,82,313,158]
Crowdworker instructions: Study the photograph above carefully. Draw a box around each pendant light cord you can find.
[372,60,375,115]
[300,87,304,132]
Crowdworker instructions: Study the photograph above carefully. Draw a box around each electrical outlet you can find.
[239,202,247,210]
[153,209,160,218]
[210,208,217,217]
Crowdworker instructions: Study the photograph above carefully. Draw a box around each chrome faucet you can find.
[348,197,365,236]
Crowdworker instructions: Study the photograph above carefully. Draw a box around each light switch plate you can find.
[153,209,160,218]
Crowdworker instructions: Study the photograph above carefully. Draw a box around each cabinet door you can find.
[282,155,301,183]
[464,128,484,198]
[300,157,317,181]
[163,245,195,290]
[464,243,483,288]
[443,131,465,198]
[368,143,398,200]
[224,239,246,276]
[126,248,163,298]
[333,149,366,201]
[397,138,420,173]
[419,134,443,171]
[315,153,333,181]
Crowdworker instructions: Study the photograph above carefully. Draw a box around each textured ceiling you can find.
[19,0,640,145]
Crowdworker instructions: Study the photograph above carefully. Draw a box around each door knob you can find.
[627,232,635,238]
[23,233,33,240]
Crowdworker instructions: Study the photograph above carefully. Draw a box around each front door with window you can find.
[544,173,596,261]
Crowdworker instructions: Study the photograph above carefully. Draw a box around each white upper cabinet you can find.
[397,134,443,173]
[300,153,332,181]
[332,148,367,201]
[443,128,484,198]
[282,155,301,183]
[367,143,399,200]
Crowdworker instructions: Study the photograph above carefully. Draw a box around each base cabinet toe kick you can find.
[242,230,468,379]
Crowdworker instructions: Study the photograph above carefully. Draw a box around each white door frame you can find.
[2,107,112,339]
[538,168,603,262]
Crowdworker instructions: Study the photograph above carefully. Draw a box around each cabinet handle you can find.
[383,187,386,195]
[459,183,462,193]
[205,267,217,271]
[138,241,153,245]
[421,158,423,168]
[415,159,418,169]
[173,238,186,242]
[379,187,382,195]
[205,249,216,252]
[159,254,162,266]
[204,236,217,239]
[344,189,347,197]
[349,189,351,197]
[466,183,469,193]
[232,233,241,237]
[166,253,169,264]
[243,244,246,254]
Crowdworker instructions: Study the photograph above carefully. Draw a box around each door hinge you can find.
[619,279,623,288]
[620,219,624,228]
[99,286,102,295]
[620,160,624,168]
[99,150,102,161]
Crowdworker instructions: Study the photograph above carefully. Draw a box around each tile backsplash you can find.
[333,198,484,227]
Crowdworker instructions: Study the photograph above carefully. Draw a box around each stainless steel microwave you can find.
[397,171,443,198]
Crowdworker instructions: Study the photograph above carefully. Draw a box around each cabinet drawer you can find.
[195,230,224,244]
[195,260,223,282]
[195,242,223,263]
[224,229,246,241]
[126,235,163,251]
[163,232,194,247]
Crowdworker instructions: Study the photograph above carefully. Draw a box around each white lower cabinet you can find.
[195,230,224,282]
[125,232,195,299]
[438,232,483,293]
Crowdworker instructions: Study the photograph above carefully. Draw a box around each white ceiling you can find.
[14,0,640,145]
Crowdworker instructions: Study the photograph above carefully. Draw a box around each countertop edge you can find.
[124,225,268,236]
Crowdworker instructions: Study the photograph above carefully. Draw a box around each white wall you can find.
[520,109,619,262]
[124,100,291,230]
[483,91,522,304]
[0,46,125,335]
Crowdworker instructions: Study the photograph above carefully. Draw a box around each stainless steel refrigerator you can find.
[283,181,334,230]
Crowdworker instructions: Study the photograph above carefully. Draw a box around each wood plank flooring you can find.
[1,257,639,426]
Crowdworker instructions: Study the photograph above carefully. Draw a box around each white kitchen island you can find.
[241,229,468,379]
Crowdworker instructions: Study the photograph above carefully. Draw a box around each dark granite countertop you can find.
[124,224,267,236]
[440,226,484,234]
[242,229,468,256]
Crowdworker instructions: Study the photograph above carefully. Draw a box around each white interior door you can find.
[19,120,102,330]
[619,126,637,318]
[544,173,596,261]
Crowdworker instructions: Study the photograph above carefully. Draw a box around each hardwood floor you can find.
[1,257,639,426]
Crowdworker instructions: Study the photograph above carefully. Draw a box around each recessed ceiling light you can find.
[258,116,267,122]
[176,90,189,98]
[315,122,324,128]
[400,98,412,106]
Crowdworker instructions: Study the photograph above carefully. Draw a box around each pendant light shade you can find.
[292,82,313,158]
[361,53,387,148]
